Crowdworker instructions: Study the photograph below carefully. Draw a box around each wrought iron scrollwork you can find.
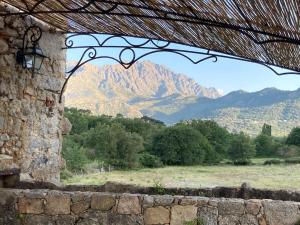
[59,33,300,103]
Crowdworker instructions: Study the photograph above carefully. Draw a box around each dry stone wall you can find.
[0,5,66,183]
[1,188,300,225]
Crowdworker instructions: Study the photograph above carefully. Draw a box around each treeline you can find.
[62,108,300,173]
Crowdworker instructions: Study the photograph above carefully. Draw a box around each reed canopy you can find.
[2,0,300,72]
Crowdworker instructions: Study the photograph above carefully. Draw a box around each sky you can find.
[67,35,300,94]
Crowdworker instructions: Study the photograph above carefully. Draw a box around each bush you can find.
[233,160,252,166]
[263,159,283,165]
[62,137,88,172]
[60,169,73,180]
[285,158,300,164]
[228,132,256,163]
[152,125,213,165]
[286,127,300,147]
[140,153,163,168]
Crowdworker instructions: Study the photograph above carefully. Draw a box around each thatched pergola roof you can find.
[2,0,300,72]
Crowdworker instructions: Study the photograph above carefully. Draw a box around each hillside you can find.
[65,61,221,117]
[65,61,300,136]
[153,88,300,136]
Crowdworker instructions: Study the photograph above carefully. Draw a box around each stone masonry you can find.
[1,188,300,225]
[0,5,66,183]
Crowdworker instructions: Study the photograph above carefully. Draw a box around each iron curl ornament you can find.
[59,33,300,103]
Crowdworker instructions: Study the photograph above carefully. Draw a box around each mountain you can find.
[65,61,221,117]
[153,88,300,136]
[65,61,300,136]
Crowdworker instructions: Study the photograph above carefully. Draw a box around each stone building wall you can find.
[1,188,300,225]
[0,6,66,183]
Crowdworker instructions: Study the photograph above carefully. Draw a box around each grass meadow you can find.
[63,158,300,191]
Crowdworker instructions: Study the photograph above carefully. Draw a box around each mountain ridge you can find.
[65,61,300,136]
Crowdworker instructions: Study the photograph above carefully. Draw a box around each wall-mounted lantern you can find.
[16,26,47,77]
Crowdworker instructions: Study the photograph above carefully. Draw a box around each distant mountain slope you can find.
[65,61,221,117]
[151,88,300,136]
[65,61,300,136]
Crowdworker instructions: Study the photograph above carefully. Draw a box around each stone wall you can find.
[1,188,300,225]
[0,5,66,183]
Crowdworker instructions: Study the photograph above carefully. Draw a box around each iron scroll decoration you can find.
[59,33,300,103]
[4,1,300,102]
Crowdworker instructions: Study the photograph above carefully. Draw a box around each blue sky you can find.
[67,35,300,94]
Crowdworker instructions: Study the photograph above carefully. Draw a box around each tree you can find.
[62,136,88,172]
[86,123,144,169]
[255,134,274,156]
[151,125,212,165]
[185,120,230,161]
[228,132,256,163]
[286,127,300,147]
[262,123,272,136]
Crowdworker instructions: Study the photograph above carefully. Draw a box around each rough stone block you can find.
[117,195,141,215]
[154,195,174,206]
[263,200,300,225]
[143,195,154,208]
[171,205,198,225]
[0,39,8,54]
[18,197,44,214]
[245,200,262,215]
[218,215,240,225]
[198,205,218,225]
[45,192,70,215]
[144,206,170,225]
[71,200,90,214]
[218,199,245,215]
[91,194,115,211]
[108,214,144,225]
[76,210,108,225]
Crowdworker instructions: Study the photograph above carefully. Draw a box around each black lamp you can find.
[16,26,47,76]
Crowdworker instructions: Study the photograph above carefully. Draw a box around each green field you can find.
[63,160,300,191]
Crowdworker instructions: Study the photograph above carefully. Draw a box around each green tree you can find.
[255,134,274,156]
[228,132,256,163]
[86,123,144,169]
[185,120,230,161]
[62,136,88,172]
[152,125,212,165]
[286,127,300,147]
[262,123,272,136]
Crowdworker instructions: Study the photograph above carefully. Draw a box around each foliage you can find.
[184,120,230,162]
[276,145,300,158]
[140,153,163,168]
[62,136,88,172]
[255,134,274,156]
[184,218,206,225]
[86,123,144,169]
[262,123,272,136]
[285,157,300,164]
[152,178,166,195]
[286,127,300,147]
[263,159,283,165]
[228,132,256,164]
[151,125,212,165]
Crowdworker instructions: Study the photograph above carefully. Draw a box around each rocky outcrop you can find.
[65,61,221,117]
[1,188,300,225]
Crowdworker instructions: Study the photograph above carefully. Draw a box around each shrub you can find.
[285,158,300,164]
[62,137,88,172]
[228,132,256,164]
[152,125,212,165]
[140,153,163,168]
[233,160,252,166]
[263,159,283,165]
[286,127,300,147]
[60,169,73,180]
